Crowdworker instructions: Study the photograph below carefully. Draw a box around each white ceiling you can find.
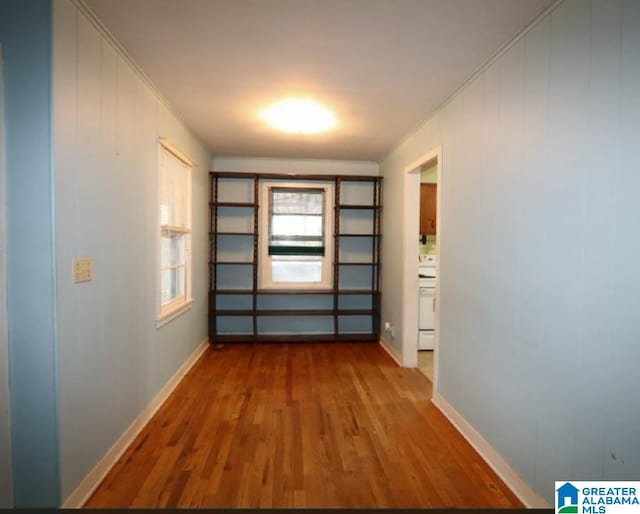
[85,0,554,161]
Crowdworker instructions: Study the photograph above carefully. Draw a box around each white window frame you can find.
[157,139,193,327]
[259,181,334,290]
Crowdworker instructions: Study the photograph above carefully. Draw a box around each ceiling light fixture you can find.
[261,98,336,134]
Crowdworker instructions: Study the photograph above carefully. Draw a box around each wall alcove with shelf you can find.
[209,171,382,343]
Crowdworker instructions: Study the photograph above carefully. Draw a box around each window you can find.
[157,140,193,325]
[260,182,333,289]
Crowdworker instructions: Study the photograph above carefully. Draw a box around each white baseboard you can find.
[432,392,549,508]
[379,336,403,366]
[62,337,210,508]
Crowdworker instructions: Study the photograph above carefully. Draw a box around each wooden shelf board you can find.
[213,309,377,316]
[209,171,258,178]
[213,289,379,295]
[210,261,255,265]
[211,231,255,236]
[209,202,256,208]
[210,171,381,182]
[335,290,380,295]
[337,205,381,210]
[257,310,335,316]
[256,289,333,295]
[209,333,379,343]
[213,310,254,316]
[336,233,381,237]
[337,176,383,182]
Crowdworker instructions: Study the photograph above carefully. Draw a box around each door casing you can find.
[401,145,442,393]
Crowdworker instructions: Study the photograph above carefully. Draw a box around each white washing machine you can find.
[418,255,436,350]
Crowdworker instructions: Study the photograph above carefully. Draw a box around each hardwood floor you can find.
[418,350,434,382]
[85,343,522,509]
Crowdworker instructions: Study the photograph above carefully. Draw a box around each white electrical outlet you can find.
[384,321,391,331]
[73,257,93,283]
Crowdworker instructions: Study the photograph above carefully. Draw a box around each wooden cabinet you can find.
[420,183,437,235]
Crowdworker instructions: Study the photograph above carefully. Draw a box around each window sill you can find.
[157,298,194,328]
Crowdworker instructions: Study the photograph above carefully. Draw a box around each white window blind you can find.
[268,187,325,256]
[260,182,333,289]
[158,142,192,323]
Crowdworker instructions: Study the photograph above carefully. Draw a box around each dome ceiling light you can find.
[260,98,336,134]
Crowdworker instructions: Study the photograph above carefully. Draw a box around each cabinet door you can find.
[420,183,437,235]
[419,287,435,330]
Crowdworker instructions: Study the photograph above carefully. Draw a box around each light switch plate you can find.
[73,257,93,283]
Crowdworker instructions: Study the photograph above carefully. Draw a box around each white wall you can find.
[53,0,211,501]
[212,156,379,176]
[0,44,14,509]
[380,0,640,504]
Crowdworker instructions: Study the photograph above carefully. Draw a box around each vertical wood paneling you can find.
[573,0,621,480]
[53,0,79,496]
[447,79,485,432]
[603,0,640,480]
[67,12,112,487]
[494,39,525,311]
[436,92,465,415]
[514,16,551,486]
[490,38,528,477]
[453,61,501,446]
[100,43,120,375]
[533,0,590,492]
[131,79,157,404]
[542,0,590,367]
[104,40,147,457]
[54,0,211,501]
[476,59,501,363]
[77,13,103,261]
[380,0,640,504]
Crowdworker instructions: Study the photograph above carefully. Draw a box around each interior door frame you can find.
[401,145,442,391]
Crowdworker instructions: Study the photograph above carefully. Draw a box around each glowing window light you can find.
[261,98,336,134]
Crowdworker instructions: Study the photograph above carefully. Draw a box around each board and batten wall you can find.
[380,0,639,505]
[53,0,211,502]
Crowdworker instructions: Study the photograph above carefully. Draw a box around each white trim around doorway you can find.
[401,145,442,392]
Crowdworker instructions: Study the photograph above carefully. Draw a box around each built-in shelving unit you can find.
[209,171,382,343]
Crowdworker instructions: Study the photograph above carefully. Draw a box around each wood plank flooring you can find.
[85,343,523,509]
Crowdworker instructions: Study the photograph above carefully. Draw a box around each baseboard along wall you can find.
[432,392,549,508]
[61,337,209,508]
[378,336,403,366]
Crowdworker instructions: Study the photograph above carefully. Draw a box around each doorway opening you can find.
[401,146,442,392]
